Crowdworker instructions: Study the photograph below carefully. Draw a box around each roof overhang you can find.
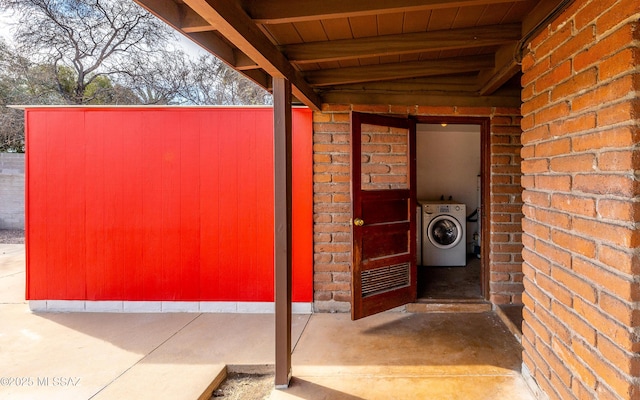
[135,0,573,110]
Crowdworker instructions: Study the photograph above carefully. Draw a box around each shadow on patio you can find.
[0,244,534,400]
[269,312,534,400]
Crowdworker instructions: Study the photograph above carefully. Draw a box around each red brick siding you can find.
[520,1,640,399]
[489,110,525,304]
[313,105,523,312]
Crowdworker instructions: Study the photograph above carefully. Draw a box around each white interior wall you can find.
[416,124,481,250]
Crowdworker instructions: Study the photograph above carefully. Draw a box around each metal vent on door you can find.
[361,263,411,298]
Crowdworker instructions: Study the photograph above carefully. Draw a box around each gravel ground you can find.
[211,373,273,400]
[0,230,25,244]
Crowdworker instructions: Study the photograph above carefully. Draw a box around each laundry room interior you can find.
[416,123,482,301]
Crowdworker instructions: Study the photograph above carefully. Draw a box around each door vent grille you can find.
[361,262,410,298]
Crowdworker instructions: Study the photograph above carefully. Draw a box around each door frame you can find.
[413,116,491,300]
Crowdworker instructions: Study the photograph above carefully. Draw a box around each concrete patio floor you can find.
[0,244,535,400]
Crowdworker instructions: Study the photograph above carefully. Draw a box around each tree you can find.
[1,0,271,106]
[184,54,271,106]
[1,0,178,104]
[120,49,192,105]
[0,37,139,151]
[0,0,272,150]
[0,38,63,152]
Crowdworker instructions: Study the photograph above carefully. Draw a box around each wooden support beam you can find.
[137,0,274,104]
[182,0,322,110]
[322,86,522,108]
[273,77,293,389]
[181,25,216,33]
[234,51,260,70]
[335,74,481,92]
[184,31,236,65]
[179,6,215,32]
[283,24,521,64]
[242,0,529,24]
[305,55,494,87]
[135,0,235,65]
[478,42,519,96]
[135,0,189,30]
[477,0,570,95]
[239,68,273,90]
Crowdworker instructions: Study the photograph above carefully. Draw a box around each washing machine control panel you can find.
[423,204,462,214]
[437,205,459,213]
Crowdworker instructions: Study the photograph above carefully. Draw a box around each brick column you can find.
[312,105,354,312]
[520,1,640,398]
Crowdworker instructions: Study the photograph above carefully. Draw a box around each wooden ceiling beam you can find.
[179,5,215,32]
[305,55,494,87]
[478,42,519,96]
[182,0,321,110]
[478,0,569,95]
[135,0,214,35]
[234,51,260,70]
[321,87,521,108]
[241,0,529,24]
[185,32,272,89]
[136,0,235,64]
[238,68,273,89]
[135,0,272,96]
[283,23,521,64]
[334,75,481,92]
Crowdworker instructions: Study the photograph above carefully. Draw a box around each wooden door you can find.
[351,112,417,320]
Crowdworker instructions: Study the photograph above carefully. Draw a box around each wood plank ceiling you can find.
[136,0,569,110]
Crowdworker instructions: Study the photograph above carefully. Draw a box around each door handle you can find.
[354,218,364,226]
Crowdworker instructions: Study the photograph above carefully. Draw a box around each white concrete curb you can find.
[29,300,313,314]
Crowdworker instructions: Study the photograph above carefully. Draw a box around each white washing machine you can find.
[420,201,467,267]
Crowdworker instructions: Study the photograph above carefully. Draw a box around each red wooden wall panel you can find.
[45,112,69,299]
[178,111,202,300]
[199,111,221,298]
[25,107,313,303]
[120,111,145,300]
[291,110,313,300]
[24,112,46,299]
[63,112,87,299]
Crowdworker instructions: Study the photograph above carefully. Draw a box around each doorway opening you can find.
[349,113,490,319]
[415,122,485,301]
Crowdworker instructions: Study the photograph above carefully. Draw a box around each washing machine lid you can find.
[427,215,463,249]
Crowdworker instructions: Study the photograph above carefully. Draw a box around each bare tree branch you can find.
[1,0,177,104]
[0,0,271,131]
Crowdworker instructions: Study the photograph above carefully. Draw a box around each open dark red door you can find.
[351,112,417,320]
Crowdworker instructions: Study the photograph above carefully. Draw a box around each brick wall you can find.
[520,1,640,399]
[0,153,25,229]
[313,105,523,312]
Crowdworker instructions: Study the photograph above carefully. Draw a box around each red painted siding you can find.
[25,107,313,302]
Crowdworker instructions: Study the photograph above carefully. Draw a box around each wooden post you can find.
[273,77,293,388]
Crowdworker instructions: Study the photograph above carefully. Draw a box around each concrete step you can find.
[406,300,492,313]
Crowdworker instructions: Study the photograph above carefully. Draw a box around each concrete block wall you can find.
[520,0,640,398]
[312,105,524,312]
[0,153,25,229]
